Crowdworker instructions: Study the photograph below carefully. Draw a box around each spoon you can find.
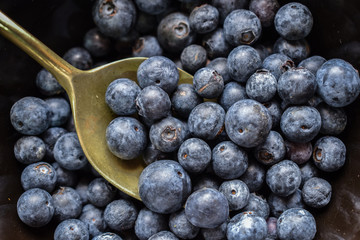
[0,11,193,200]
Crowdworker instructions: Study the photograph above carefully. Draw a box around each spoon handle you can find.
[0,10,78,93]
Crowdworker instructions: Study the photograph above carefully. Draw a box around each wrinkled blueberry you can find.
[169,209,199,239]
[313,136,346,172]
[207,57,231,84]
[302,177,332,208]
[93,232,122,240]
[262,53,294,80]
[189,4,219,34]
[266,217,278,240]
[193,67,224,99]
[132,35,163,57]
[219,179,249,211]
[180,44,207,74]
[285,140,312,165]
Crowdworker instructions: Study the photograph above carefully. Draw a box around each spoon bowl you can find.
[0,10,193,200]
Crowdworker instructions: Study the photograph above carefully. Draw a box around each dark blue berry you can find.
[266,217,278,240]
[132,35,163,57]
[134,207,168,240]
[104,199,138,231]
[54,219,89,240]
[79,204,106,237]
[218,82,247,111]
[52,162,78,187]
[169,209,199,239]
[313,136,346,172]
[177,138,211,173]
[52,186,82,221]
[219,179,249,211]
[180,44,207,74]
[273,37,310,64]
[143,143,171,166]
[302,177,332,208]
[148,231,179,240]
[83,28,111,58]
[254,131,286,166]
[227,211,267,240]
[45,97,71,127]
[207,57,231,84]
[246,69,277,103]
[87,178,117,208]
[14,136,46,164]
[317,103,347,135]
[300,161,320,188]
[202,28,231,59]
[193,174,220,192]
[21,162,57,192]
[171,84,203,119]
[249,0,280,27]
[41,127,68,160]
[268,189,305,218]
[76,178,90,205]
[134,0,170,15]
[193,67,224,99]
[285,140,312,165]
[262,100,282,129]
[189,4,219,34]
[262,53,294,80]
[36,68,64,96]
[200,220,228,240]
[239,160,266,192]
[242,193,270,219]
[63,47,93,70]
[211,0,248,23]
[298,55,326,75]
[93,232,122,240]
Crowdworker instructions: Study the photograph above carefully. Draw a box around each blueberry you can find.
[218,82,248,111]
[79,204,106,237]
[17,188,54,227]
[202,28,231,59]
[300,161,320,188]
[132,35,163,57]
[54,219,89,240]
[266,217,278,240]
[169,209,199,239]
[242,193,270,219]
[285,140,312,165]
[52,186,82,221]
[105,78,141,116]
[189,4,219,34]
[316,103,347,135]
[254,131,286,166]
[273,37,310,64]
[180,44,207,74]
[266,160,301,197]
[249,0,280,27]
[185,188,229,228]
[83,28,111,58]
[262,53,294,80]
[219,179,249,211]
[45,97,71,127]
[224,9,262,46]
[192,174,220,192]
[298,55,326,75]
[106,116,147,160]
[36,68,64,96]
[254,44,271,61]
[92,0,136,38]
[171,84,203,119]
[177,138,211,173]
[200,221,228,240]
[137,56,179,94]
[134,0,170,15]
[148,231,179,240]
[157,12,196,53]
[313,136,346,172]
[225,99,272,148]
[262,100,282,129]
[239,160,266,193]
[227,45,262,83]
[135,85,172,121]
[211,0,248,23]
[226,211,267,240]
[207,57,231,84]
[53,132,88,170]
[134,207,168,240]
[268,189,305,218]
[302,177,332,209]
[21,162,57,192]
[246,69,277,103]
[143,143,171,166]
[193,67,224,99]
[212,141,248,180]
[87,178,117,208]
[139,160,191,214]
[63,47,93,70]
[93,232,123,240]
[41,127,68,160]
[52,162,78,187]
[316,58,360,107]
[104,199,138,231]
[280,106,321,143]
[14,136,46,164]
[274,2,313,40]
[10,96,50,135]
[277,208,316,240]
[187,102,225,140]
[76,178,90,205]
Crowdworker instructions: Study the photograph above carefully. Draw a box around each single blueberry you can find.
[21,162,57,192]
[202,28,231,59]
[227,211,267,240]
[54,219,89,240]
[207,57,231,84]
[219,179,250,211]
[87,178,117,208]
[104,199,138,231]
[262,100,282,129]
[63,47,93,70]
[193,67,224,99]
[171,84,203,119]
[302,177,332,208]
[273,37,310,64]
[132,35,163,57]
[246,69,277,103]
[45,97,71,127]
[189,4,219,34]
[180,44,207,74]
[177,138,211,173]
[242,193,270,219]
[41,127,68,160]
[249,0,280,27]
[285,140,312,165]
[134,207,168,240]
[313,136,346,172]
[298,55,326,75]
[52,186,83,221]
[200,220,228,240]
[218,81,247,111]
[14,136,46,164]
[143,142,171,166]
[316,103,347,135]
[254,44,271,61]
[52,162,78,187]
[192,174,221,192]
[262,53,294,80]
[255,131,286,166]
[79,204,106,237]
[239,160,266,193]
[268,189,305,218]
[211,0,248,23]
[36,68,64,96]
[300,161,320,188]
[134,0,170,15]
[83,28,111,58]
[169,209,200,239]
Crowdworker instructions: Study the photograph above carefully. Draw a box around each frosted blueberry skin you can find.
[92,0,136,38]
[316,58,360,107]
[300,161,319,188]
[21,162,57,192]
[262,100,282,129]
[219,179,249,211]
[187,102,225,141]
[54,132,88,170]
[242,193,270,219]
[36,68,64,96]
[52,162,78,187]
[262,53,294,80]
[277,208,316,240]
[227,211,267,240]
[185,188,229,228]
[202,28,231,59]
[249,0,280,27]
[240,160,265,193]
[171,84,203,119]
[246,69,277,103]
[104,199,138,231]
[134,208,168,240]
[83,28,111,58]
[41,127,68,160]
[52,186,82,221]
[137,56,179,94]
[157,12,196,53]
[268,189,305,218]
[177,138,211,173]
[106,117,147,160]
[255,131,286,166]
[189,4,219,34]
[132,35,163,57]
[285,140,312,165]
[139,160,191,214]
[227,45,262,83]
[180,44,207,74]
[224,9,262,46]
[313,136,346,172]
[273,37,310,63]
[212,141,248,180]
[280,106,321,143]
[302,177,332,209]
[135,85,172,121]
[10,96,50,135]
[266,160,302,197]
[17,188,54,227]
[274,2,313,41]
[219,82,247,111]
[54,219,89,240]
[105,78,141,116]
[63,47,93,70]
[87,178,117,208]
[211,0,248,23]
[14,136,46,164]
[298,55,326,75]
[207,57,231,84]
[201,220,228,240]
[134,0,170,15]
[45,97,71,127]
[93,232,123,240]
[79,204,106,237]
[193,67,224,99]
[148,231,179,240]
[169,209,200,239]
[225,99,272,148]
[316,103,347,135]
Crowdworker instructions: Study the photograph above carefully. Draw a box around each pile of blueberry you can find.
[9,0,360,239]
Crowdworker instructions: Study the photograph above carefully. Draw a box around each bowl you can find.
[0,0,360,239]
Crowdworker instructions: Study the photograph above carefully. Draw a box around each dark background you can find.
[0,0,360,239]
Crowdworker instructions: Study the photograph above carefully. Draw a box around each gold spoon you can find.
[0,11,193,200]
